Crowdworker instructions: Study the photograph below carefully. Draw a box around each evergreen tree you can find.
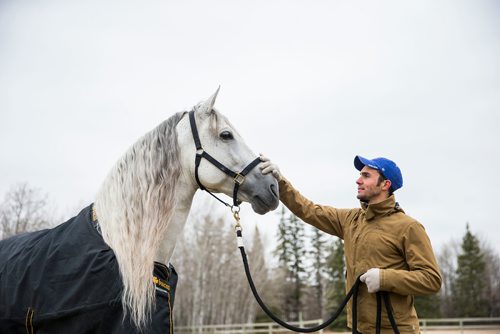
[273,206,294,319]
[414,294,441,318]
[287,213,306,320]
[249,226,267,272]
[324,238,347,329]
[308,227,328,318]
[247,226,268,322]
[273,206,307,321]
[274,206,291,267]
[452,223,488,317]
[482,243,500,316]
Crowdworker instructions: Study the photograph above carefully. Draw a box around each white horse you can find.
[0,89,279,333]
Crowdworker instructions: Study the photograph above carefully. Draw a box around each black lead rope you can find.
[235,228,400,333]
[383,292,400,334]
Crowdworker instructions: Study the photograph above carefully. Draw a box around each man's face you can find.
[356,166,390,204]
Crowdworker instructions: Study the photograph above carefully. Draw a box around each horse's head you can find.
[177,89,279,214]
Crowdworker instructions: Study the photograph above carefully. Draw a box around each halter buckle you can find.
[234,173,245,185]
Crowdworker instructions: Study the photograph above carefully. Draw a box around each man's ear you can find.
[383,179,392,191]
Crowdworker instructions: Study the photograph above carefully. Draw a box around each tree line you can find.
[1,183,499,329]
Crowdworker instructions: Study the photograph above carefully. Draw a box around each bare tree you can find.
[242,226,269,323]
[172,206,270,327]
[480,239,500,316]
[0,183,52,239]
[437,240,459,317]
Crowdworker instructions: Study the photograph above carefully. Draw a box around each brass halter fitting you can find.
[233,173,245,185]
[231,206,242,231]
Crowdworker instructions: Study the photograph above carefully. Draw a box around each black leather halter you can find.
[188,110,261,208]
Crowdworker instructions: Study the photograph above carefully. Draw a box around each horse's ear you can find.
[198,87,220,117]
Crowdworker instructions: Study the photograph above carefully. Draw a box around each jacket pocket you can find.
[388,292,412,317]
[387,293,419,333]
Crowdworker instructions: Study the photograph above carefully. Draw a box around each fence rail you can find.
[176,317,500,334]
[176,319,324,334]
[420,317,500,333]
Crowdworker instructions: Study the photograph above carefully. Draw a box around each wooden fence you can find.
[420,317,500,334]
[176,317,500,334]
[175,319,324,334]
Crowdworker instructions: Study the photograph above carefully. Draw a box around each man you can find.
[260,155,441,334]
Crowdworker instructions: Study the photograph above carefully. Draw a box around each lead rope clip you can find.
[231,206,244,248]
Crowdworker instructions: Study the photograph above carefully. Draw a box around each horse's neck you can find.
[154,177,196,264]
[155,113,200,264]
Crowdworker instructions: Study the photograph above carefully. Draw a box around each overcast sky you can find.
[1,0,499,258]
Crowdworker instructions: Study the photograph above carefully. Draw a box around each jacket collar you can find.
[361,195,403,221]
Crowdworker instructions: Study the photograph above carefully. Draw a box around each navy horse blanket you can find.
[0,205,177,334]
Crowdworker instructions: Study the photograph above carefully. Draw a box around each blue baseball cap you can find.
[354,156,403,192]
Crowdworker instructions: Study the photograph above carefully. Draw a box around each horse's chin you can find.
[250,195,280,215]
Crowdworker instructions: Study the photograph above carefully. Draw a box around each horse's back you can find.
[0,205,177,333]
[0,205,122,333]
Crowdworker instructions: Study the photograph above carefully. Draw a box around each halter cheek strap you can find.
[188,110,261,208]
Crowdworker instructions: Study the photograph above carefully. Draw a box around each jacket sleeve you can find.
[380,221,442,295]
[278,177,354,239]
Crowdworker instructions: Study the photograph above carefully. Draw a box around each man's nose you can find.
[356,177,362,185]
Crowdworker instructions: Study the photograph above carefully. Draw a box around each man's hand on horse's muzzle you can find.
[360,268,381,293]
[259,154,282,181]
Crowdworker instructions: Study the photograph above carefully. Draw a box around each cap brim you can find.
[354,155,377,171]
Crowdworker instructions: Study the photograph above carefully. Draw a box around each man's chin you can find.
[357,194,368,203]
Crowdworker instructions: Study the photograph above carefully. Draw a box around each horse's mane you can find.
[94,111,184,329]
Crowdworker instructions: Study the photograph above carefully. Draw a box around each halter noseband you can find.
[188,110,261,209]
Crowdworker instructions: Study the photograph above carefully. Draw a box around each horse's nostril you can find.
[270,184,278,198]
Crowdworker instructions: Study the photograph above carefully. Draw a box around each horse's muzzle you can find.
[247,175,279,215]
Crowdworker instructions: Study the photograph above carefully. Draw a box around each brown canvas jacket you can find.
[279,178,441,334]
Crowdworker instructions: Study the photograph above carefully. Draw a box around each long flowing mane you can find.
[94,112,184,328]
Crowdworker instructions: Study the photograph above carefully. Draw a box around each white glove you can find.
[259,154,282,181]
[360,268,381,293]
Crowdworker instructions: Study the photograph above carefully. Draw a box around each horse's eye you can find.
[219,131,234,141]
